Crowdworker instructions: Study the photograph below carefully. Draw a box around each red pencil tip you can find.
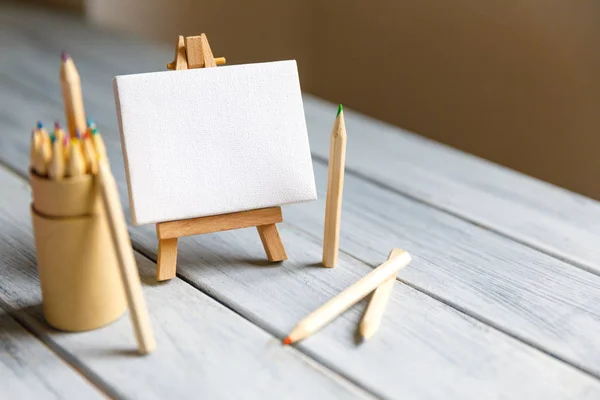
[282,337,292,345]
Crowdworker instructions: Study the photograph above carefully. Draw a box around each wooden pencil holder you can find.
[30,171,127,332]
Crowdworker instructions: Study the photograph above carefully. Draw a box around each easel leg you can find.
[257,224,287,262]
[156,238,178,281]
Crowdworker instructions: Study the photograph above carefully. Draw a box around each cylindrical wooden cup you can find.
[30,171,127,332]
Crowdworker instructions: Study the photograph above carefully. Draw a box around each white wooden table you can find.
[2,5,600,399]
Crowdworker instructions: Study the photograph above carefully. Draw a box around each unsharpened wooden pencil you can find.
[322,104,347,268]
[97,158,156,354]
[358,248,406,342]
[60,52,87,138]
[284,249,412,345]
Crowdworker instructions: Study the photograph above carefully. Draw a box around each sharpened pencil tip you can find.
[337,104,343,116]
[61,51,70,61]
[54,121,61,130]
[87,118,94,128]
[282,337,292,345]
[36,121,44,129]
[75,129,81,139]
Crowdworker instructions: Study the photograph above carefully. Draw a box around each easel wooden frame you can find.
[156,34,288,281]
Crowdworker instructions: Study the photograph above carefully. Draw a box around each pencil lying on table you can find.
[284,249,411,345]
[358,248,403,342]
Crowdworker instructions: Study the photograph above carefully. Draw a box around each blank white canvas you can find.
[113,60,317,225]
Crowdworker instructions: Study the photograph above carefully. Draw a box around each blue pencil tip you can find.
[36,121,44,129]
[87,118,94,128]
[75,129,81,139]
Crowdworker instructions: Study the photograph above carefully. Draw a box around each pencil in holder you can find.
[30,171,127,332]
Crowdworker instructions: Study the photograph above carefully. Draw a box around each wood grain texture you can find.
[0,165,372,400]
[156,237,178,281]
[168,35,188,70]
[0,86,594,396]
[184,34,215,69]
[6,9,600,281]
[2,78,599,400]
[156,207,283,239]
[2,7,600,397]
[282,161,600,376]
[303,96,600,276]
[257,223,288,261]
[285,249,410,344]
[5,26,600,377]
[0,308,105,399]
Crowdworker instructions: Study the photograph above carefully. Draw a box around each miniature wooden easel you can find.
[156,34,288,281]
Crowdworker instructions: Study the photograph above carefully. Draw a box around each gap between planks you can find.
[1,26,599,380]
[310,152,600,279]
[0,161,379,400]
[1,12,596,280]
[0,297,120,399]
[0,70,598,382]
[1,80,600,394]
[2,60,597,282]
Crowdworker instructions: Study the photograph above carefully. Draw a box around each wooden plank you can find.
[0,308,105,399]
[257,223,288,261]
[3,26,600,381]
[5,16,600,380]
[0,82,598,398]
[0,167,371,399]
[2,8,600,396]
[156,207,283,239]
[3,4,600,281]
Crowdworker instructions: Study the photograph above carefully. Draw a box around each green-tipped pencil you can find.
[322,104,347,268]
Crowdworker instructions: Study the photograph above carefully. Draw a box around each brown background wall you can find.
[84,0,600,199]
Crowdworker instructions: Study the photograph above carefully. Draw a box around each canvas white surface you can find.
[113,60,317,225]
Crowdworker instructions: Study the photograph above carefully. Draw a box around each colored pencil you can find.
[60,52,86,138]
[322,104,347,268]
[82,132,98,174]
[358,248,404,342]
[34,130,52,177]
[92,128,108,160]
[97,158,156,354]
[284,249,411,345]
[48,134,66,180]
[29,129,41,171]
[67,137,86,177]
[53,121,65,145]
[36,121,50,146]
